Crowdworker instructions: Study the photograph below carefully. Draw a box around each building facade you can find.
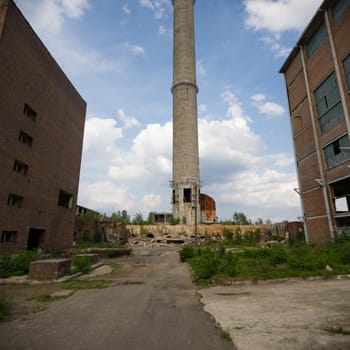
[280,0,350,243]
[0,0,86,252]
[171,0,200,225]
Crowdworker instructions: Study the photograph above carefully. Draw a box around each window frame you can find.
[1,231,17,243]
[323,134,350,168]
[306,20,327,59]
[332,0,350,23]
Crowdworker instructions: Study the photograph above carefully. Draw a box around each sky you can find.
[15,0,324,222]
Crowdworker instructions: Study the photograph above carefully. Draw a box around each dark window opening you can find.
[18,131,33,147]
[58,190,73,208]
[13,160,29,176]
[27,228,45,251]
[7,193,23,208]
[306,20,327,58]
[1,231,17,243]
[324,135,350,168]
[23,103,37,121]
[172,190,176,204]
[184,188,191,203]
[332,0,350,23]
[343,55,350,90]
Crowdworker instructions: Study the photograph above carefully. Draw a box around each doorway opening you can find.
[27,228,45,250]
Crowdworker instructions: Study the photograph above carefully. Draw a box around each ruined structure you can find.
[0,0,86,252]
[280,0,350,243]
[171,0,200,225]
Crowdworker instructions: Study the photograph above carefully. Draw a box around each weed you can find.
[179,245,195,262]
[72,255,92,274]
[0,298,10,321]
[63,280,113,290]
[219,329,232,342]
[323,326,350,335]
[0,250,39,278]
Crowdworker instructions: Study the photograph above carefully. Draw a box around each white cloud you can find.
[197,60,207,76]
[159,25,167,35]
[259,36,291,58]
[251,94,285,117]
[79,89,297,220]
[139,0,171,19]
[122,4,131,14]
[123,43,145,56]
[117,109,140,129]
[244,0,322,33]
[198,104,207,114]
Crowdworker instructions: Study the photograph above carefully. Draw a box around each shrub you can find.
[82,229,91,243]
[219,252,237,277]
[268,246,288,265]
[73,255,92,274]
[179,245,195,262]
[93,229,104,243]
[191,252,219,279]
[0,250,39,278]
[223,228,233,241]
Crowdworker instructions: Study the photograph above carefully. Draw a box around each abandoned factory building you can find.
[0,0,86,252]
[280,0,350,243]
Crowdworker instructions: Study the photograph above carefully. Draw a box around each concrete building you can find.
[0,0,86,252]
[171,0,200,225]
[280,0,350,243]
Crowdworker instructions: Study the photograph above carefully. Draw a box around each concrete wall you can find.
[0,0,86,252]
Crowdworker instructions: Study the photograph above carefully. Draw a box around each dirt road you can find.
[0,247,234,350]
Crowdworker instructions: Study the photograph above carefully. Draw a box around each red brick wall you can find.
[0,1,86,252]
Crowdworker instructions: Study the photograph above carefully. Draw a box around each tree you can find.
[147,212,155,224]
[255,217,263,225]
[232,212,251,225]
[122,210,130,223]
[132,212,144,225]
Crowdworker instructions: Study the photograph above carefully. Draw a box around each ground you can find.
[1,247,350,349]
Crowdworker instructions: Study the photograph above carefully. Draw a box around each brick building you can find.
[280,0,350,243]
[0,0,86,252]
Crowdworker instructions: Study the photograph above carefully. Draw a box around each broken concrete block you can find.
[29,259,71,280]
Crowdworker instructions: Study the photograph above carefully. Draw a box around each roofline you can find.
[279,0,334,74]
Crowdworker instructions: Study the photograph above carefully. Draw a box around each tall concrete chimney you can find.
[171,0,200,225]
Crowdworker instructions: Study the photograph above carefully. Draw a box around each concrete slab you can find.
[200,278,350,350]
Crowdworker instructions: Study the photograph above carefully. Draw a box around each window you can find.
[332,0,350,23]
[306,21,327,58]
[58,190,73,208]
[18,131,33,147]
[1,231,17,243]
[183,188,191,203]
[343,55,350,90]
[23,103,37,121]
[7,194,23,208]
[314,72,344,132]
[324,135,350,168]
[13,160,28,176]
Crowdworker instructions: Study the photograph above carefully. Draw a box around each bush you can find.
[179,245,195,262]
[191,252,219,280]
[82,229,91,243]
[219,252,237,277]
[223,228,233,241]
[93,230,104,243]
[268,246,288,265]
[73,255,92,274]
[0,250,39,278]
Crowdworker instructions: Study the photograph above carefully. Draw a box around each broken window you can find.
[184,188,191,203]
[18,131,33,147]
[314,72,344,133]
[323,135,350,168]
[332,0,350,23]
[23,103,37,121]
[7,193,23,208]
[58,190,73,208]
[306,20,327,58]
[13,160,28,176]
[1,231,17,243]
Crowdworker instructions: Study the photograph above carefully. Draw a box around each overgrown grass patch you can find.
[73,242,124,249]
[63,280,114,290]
[179,241,350,283]
[0,250,40,278]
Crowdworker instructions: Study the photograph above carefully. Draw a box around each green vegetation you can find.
[72,255,93,274]
[73,242,124,249]
[323,326,350,335]
[63,280,113,290]
[0,250,40,278]
[219,330,232,342]
[0,298,10,321]
[179,241,350,284]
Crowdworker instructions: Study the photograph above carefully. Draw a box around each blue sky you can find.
[15,0,323,222]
